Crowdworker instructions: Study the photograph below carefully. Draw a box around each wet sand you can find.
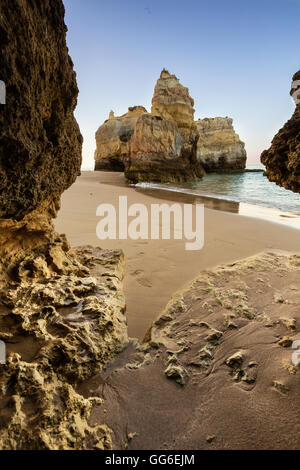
[55,171,300,339]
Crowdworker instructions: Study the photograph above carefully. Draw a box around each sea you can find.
[134,164,300,214]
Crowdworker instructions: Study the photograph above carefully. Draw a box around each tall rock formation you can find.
[81,252,300,450]
[0,0,83,281]
[124,70,203,183]
[196,117,247,172]
[94,69,247,181]
[124,114,203,183]
[261,70,300,193]
[0,0,127,450]
[151,69,196,142]
[94,106,148,171]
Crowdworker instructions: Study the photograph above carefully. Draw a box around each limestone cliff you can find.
[94,106,148,171]
[94,69,248,181]
[196,117,247,172]
[0,0,82,221]
[124,114,204,183]
[261,70,300,193]
[0,0,127,450]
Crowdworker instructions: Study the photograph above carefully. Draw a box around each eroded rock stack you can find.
[196,117,247,172]
[94,106,148,171]
[125,114,203,183]
[94,69,247,182]
[261,70,300,193]
[94,69,204,183]
[132,69,203,183]
[0,0,127,450]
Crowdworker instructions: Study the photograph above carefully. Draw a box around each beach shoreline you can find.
[55,171,300,339]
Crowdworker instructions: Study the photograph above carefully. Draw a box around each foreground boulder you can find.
[124,114,204,183]
[83,252,300,450]
[196,117,247,172]
[0,246,127,450]
[261,70,300,193]
[94,106,148,171]
[0,0,127,450]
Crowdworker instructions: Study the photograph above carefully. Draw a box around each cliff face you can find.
[0,0,82,221]
[196,117,247,172]
[94,106,148,171]
[0,0,127,450]
[261,70,300,193]
[124,114,203,183]
[0,0,84,283]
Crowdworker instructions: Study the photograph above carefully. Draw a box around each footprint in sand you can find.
[130,269,144,276]
[130,269,152,287]
[137,277,152,288]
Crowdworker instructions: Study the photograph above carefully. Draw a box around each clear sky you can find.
[64,0,299,168]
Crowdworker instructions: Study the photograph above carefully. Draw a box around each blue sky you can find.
[64,0,300,168]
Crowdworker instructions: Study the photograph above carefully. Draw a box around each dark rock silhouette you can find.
[261,70,300,193]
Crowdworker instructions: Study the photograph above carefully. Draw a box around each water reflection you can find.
[134,187,240,214]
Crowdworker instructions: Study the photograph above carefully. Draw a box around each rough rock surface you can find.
[94,106,148,171]
[124,114,204,183]
[196,117,247,172]
[81,252,300,450]
[0,0,82,221]
[0,0,83,285]
[94,69,247,181]
[0,0,128,450]
[261,70,300,193]
[0,247,127,450]
[151,69,196,142]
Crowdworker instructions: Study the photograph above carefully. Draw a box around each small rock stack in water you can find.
[196,117,246,172]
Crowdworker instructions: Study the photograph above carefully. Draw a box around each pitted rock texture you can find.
[0,0,83,280]
[0,246,127,450]
[94,106,148,171]
[83,252,300,450]
[124,114,204,183]
[261,70,300,193]
[196,117,246,172]
[0,0,82,221]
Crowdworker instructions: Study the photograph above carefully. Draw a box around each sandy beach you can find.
[55,171,300,339]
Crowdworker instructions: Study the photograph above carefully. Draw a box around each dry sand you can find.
[55,171,300,339]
